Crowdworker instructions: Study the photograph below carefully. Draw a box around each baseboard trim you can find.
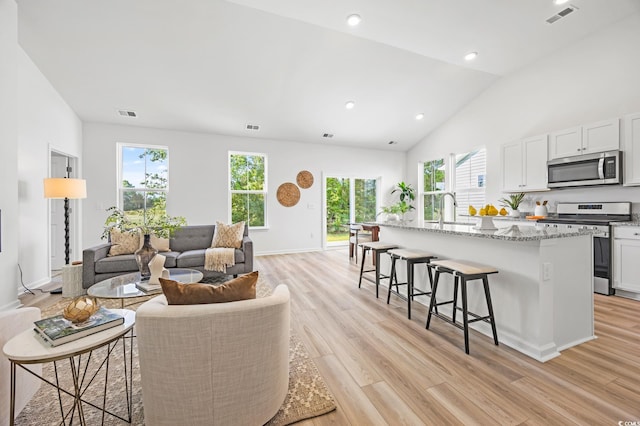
[257,248,323,256]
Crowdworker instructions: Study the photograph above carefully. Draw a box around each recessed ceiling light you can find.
[464,51,478,61]
[416,113,425,120]
[554,0,569,5]
[345,101,355,110]
[346,14,361,26]
[388,141,398,145]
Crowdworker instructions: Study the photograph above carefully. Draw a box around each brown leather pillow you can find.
[159,271,258,305]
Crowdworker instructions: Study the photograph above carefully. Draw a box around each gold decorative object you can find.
[277,182,301,207]
[63,296,100,323]
[296,171,314,189]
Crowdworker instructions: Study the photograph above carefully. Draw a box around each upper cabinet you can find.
[502,134,548,192]
[623,112,640,186]
[548,118,619,160]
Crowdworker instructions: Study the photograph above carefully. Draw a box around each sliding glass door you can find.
[325,176,378,245]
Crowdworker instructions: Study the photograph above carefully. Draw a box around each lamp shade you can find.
[43,178,87,199]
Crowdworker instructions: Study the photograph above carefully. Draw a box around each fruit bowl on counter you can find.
[468,204,505,231]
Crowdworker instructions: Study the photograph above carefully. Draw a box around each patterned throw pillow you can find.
[108,229,141,256]
[211,221,245,249]
[160,271,258,305]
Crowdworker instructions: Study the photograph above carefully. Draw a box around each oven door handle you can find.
[598,158,605,179]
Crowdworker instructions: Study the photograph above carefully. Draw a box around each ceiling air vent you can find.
[546,5,578,24]
[118,110,137,117]
[322,133,334,138]
[246,124,260,131]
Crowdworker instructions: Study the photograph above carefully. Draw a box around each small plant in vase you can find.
[391,182,416,222]
[102,206,187,279]
[499,192,526,218]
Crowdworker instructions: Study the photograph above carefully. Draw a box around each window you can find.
[454,147,486,218]
[421,158,445,220]
[118,144,169,225]
[229,152,267,227]
[354,178,377,223]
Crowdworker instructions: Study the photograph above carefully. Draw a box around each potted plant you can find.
[102,206,187,279]
[377,204,402,222]
[499,192,526,217]
[391,182,415,211]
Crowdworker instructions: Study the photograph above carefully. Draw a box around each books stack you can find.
[34,307,124,347]
[135,280,162,294]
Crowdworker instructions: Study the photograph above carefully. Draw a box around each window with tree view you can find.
[422,159,445,220]
[119,144,169,225]
[230,152,266,227]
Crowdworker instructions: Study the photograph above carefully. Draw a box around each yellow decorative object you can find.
[499,207,508,216]
[468,205,477,216]
[479,208,487,216]
[63,296,100,323]
[488,205,499,216]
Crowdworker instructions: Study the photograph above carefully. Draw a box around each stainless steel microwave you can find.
[547,150,621,188]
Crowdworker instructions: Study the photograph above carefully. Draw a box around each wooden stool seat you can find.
[426,259,499,354]
[388,248,437,261]
[387,248,437,320]
[360,241,400,251]
[430,259,498,276]
[358,242,400,298]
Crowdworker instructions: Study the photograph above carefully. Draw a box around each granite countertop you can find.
[611,221,640,227]
[372,220,595,242]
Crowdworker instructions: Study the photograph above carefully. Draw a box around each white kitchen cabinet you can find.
[548,118,619,160]
[501,134,548,192]
[623,112,640,186]
[613,226,640,294]
[549,126,581,159]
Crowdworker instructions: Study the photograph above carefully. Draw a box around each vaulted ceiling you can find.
[17,0,640,150]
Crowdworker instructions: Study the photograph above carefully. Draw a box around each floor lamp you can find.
[44,177,87,294]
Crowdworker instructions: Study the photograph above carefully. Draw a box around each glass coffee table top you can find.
[88,268,203,301]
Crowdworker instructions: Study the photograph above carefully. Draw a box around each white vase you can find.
[534,205,548,217]
[386,213,399,222]
[510,209,520,218]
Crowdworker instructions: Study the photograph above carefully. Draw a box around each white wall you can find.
[407,13,640,214]
[0,0,20,310]
[82,123,405,254]
[17,49,83,289]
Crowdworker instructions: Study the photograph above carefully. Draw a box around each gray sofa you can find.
[82,224,253,289]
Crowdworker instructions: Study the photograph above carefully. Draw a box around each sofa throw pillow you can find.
[211,221,245,249]
[160,271,258,305]
[108,229,141,256]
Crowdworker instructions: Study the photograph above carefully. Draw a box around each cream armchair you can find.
[136,285,290,426]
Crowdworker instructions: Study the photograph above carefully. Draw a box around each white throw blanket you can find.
[204,247,235,273]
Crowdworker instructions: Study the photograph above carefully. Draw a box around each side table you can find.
[62,263,84,297]
[3,309,136,425]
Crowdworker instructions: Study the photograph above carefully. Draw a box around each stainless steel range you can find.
[537,202,631,295]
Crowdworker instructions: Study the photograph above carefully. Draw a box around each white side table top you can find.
[2,309,136,363]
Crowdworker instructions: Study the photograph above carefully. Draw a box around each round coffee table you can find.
[88,268,204,308]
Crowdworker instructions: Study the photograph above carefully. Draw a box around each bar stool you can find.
[425,259,499,354]
[358,241,399,298]
[386,249,437,320]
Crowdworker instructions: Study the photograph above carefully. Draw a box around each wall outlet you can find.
[542,262,552,281]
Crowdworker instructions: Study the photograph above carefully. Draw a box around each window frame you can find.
[116,142,170,218]
[228,151,268,229]
[419,157,447,222]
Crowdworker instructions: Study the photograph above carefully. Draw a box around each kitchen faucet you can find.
[439,192,458,227]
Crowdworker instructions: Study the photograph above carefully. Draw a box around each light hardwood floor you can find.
[21,250,640,425]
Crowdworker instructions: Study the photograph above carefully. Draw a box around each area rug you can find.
[16,277,336,425]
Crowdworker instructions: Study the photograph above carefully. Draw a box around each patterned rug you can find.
[16,277,336,425]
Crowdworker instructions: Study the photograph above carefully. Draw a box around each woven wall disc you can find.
[277,182,301,207]
[296,170,314,189]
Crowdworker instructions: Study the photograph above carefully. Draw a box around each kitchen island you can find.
[374,220,594,362]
